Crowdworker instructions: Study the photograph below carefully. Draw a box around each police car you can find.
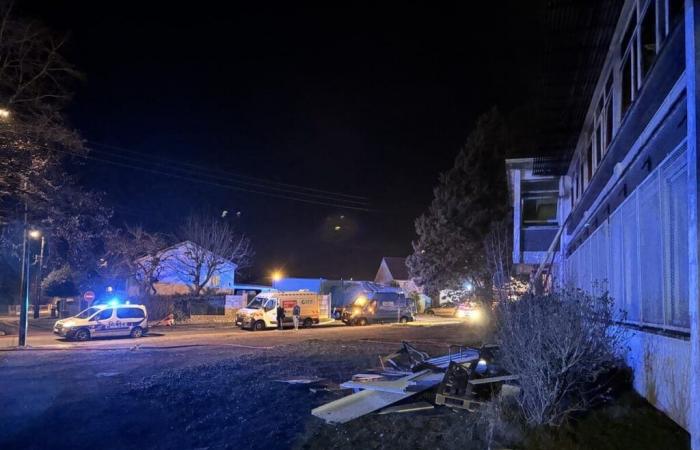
[53,304,148,341]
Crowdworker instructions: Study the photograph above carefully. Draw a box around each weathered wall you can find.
[623,328,690,430]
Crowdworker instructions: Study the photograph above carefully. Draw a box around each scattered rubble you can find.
[312,341,517,424]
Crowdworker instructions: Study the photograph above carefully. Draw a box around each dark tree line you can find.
[407,108,512,298]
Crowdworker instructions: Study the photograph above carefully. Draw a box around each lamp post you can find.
[32,233,45,319]
[18,229,41,346]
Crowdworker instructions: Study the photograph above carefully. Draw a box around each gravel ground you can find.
[0,332,688,450]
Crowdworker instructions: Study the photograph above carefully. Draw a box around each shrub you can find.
[495,289,626,427]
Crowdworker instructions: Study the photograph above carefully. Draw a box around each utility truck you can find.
[236,290,321,331]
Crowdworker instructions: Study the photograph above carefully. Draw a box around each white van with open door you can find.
[53,304,148,341]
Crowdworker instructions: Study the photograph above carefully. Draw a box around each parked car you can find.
[236,290,321,331]
[341,292,414,325]
[424,301,459,317]
[53,304,148,341]
[454,301,486,324]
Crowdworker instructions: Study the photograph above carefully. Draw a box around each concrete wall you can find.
[624,328,691,430]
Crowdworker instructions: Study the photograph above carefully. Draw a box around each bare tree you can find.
[0,0,83,210]
[173,214,253,296]
[103,226,171,296]
[495,289,627,427]
[483,219,512,302]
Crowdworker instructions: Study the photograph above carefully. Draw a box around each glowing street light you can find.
[0,108,10,120]
[271,270,284,282]
[28,229,41,239]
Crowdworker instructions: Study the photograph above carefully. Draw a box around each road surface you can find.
[0,318,486,449]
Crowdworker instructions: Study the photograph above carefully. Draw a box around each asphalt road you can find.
[0,319,486,450]
[0,316,475,350]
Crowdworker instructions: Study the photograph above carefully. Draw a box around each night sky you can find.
[20,1,543,282]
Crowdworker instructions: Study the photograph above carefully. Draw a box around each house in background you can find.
[374,257,421,294]
[508,0,699,442]
[127,241,237,296]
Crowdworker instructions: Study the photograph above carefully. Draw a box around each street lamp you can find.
[271,270,284,288]
[0,108,10,120]
[19,230,44,345]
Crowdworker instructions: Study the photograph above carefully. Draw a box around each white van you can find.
[53,304,148,341]
[236,291,321,331]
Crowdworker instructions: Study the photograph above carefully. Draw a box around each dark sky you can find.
[20,1,542,282]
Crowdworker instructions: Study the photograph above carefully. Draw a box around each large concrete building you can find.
[508,0,700,445]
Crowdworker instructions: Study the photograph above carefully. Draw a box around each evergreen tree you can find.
[407,108,510,297]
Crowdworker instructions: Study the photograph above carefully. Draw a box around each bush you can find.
[495,289,626,427]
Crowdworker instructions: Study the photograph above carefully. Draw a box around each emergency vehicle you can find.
[53,304,148,341]
[236,290,320,331]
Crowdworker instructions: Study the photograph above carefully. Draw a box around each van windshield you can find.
[75,307,102,319]
[247,297,267,309]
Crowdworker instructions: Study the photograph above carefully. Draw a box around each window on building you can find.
[522,180,558,226]
[587,142,593,181]
[640,1,657,78]
[620,1,666,120]
[210,275,221,287]
[667,0,683,32]
[522,196,557,226]
[620,14,636,118]
[605,84,614,145]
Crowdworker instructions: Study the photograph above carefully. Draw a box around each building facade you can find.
[510,0,700,445]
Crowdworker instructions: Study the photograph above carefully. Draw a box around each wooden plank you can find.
[468,374,520,386]
[377,401,434,415]
[340,373,444,394]
[312,390,410,423]
[313,370,443,423]
[340,372,443,394]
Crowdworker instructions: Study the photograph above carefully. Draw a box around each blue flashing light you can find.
[108,298,121,307]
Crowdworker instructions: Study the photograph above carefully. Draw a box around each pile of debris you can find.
[312,342,519,424]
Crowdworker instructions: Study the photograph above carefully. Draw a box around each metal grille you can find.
[638,173,663,325]
[564,144,689,330]
[621,194,640,322]
[662,148,689,328]
[608,208,625,320]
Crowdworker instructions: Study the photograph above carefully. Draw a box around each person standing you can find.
[276,303,285,330]
[292,303,301,331]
